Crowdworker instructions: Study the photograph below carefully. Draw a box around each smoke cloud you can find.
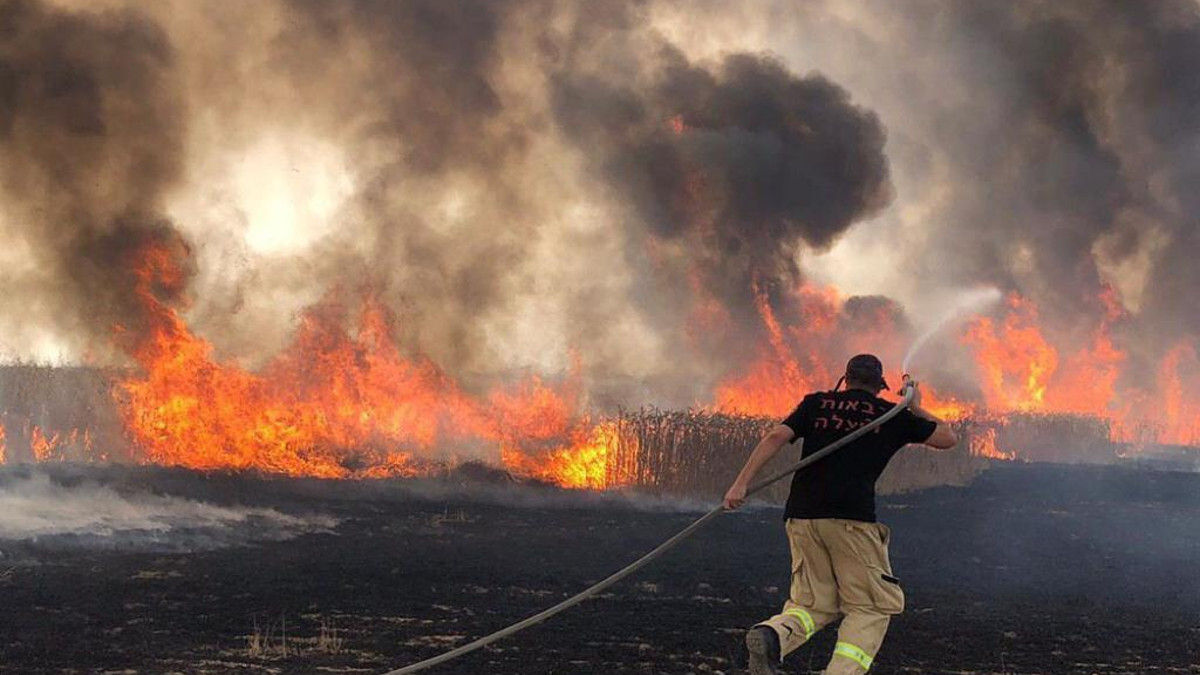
[0,0,1198,408]
[0,0,191,360]
[552,44,891,366]
[666,0,1200,386]
[0,0,897,403]
[892,0,1200,367]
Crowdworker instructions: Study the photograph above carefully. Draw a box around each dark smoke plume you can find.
[93,0,888,392]
[724,0,1200,382]
[554,51,891,253]
[0,0,190,358]
[892,0,1200,384]
[551,36,892,371]
[922,1,1200,331]
[10,0,1199,409]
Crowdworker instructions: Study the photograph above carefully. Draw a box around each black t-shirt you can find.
[781,388,937,522]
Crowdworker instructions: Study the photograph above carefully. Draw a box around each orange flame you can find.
[112,240,622,486]
[714,282,839,416]
[7,237,1186,482]
[922,387,976,421]
[1157,342,1199,445]
[1044,285,1126,416]
[958,289,1198,450]
[711,279,1200,461]
[962,294,1058,411]
[30,426,61,462]
[501,421,624,490]
[969,427,1014,460]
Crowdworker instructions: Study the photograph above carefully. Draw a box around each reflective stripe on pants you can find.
[752,519,903,673]
[784,608,815,639]
[833,641,874,671]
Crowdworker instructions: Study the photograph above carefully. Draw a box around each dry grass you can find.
[608,407,778,498]
[985,411,1116,462]
[245,614,292,659]
[246,614,348,658]
[315,617,345,655]
[429,508,470,527]
[0,363,127,464]
[609,407,991,500]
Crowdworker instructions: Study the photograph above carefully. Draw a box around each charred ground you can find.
[0,462,1197,675]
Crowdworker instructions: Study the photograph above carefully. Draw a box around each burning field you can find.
[2,279,1196,488]
[3,0,1200,673]
[2,0,1200,484]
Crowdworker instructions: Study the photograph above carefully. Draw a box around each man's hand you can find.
[723,481,748,510]
[905,377,923,408]
[902,378,958,449]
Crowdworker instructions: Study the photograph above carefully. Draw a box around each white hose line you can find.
[382,383,917,674]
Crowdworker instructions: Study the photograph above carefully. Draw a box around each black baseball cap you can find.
[845,354,890,390]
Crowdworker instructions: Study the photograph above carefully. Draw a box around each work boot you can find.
[745,625,781,675]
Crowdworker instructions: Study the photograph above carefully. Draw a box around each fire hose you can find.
[381,378,919,675]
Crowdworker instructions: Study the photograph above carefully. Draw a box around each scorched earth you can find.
[0,461,1197,675]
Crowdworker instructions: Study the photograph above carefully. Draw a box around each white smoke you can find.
[0,468,335,548]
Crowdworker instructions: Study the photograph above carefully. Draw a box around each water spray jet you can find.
[902,287,1003,374]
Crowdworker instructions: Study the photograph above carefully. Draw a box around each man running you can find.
[723,354,958,675]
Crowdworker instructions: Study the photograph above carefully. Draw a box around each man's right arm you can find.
[722,424,796,510]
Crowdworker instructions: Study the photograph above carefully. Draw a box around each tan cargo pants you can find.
[755,518,905,674]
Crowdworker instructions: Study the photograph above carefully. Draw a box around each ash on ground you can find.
[0,462,1197,675]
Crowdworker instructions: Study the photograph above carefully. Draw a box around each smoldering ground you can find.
[1,461,1198,674]
[0,461,720,558]
[0,464,336,552]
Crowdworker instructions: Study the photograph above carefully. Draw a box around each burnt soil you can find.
[0,462,1197,675]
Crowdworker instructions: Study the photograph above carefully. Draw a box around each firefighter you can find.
[723,354,958,675]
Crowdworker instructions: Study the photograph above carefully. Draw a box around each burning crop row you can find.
[2,0,1198,491]
[719,285,1200,448]
[0,242,1196,486]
